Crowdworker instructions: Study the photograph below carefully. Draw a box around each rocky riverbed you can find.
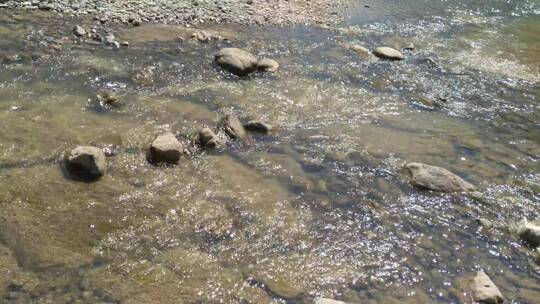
[0,1,539,303]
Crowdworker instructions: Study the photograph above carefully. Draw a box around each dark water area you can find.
[0,1,539,303]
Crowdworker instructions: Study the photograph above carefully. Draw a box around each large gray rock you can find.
[221,114,247,140]
[471,270,504,304]
[315,298,346,304]
[373,47,404,60]
[257,58,279,72]
[197,127,223,149]
[65,146,106,178]
[214,48,258,76]
[404,163,476,192]
[516,219,540,248]
[148,133,184,164]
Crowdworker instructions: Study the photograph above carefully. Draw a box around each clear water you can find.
[0,1,539,303]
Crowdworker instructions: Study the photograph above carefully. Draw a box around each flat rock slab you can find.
[148,132,184,165]
[472,270,504,304]
[404,162,476,192]
[65,145,106,179]
[214,48,258,76]
[373,47,404,60]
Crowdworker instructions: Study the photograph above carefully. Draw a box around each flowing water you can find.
[0,1,539,303]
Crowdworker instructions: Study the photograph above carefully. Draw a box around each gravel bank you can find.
[0,0,352,26]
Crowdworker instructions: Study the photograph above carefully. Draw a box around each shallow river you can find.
[0,0,539,303]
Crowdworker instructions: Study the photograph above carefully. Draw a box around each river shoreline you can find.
[0,0,353,27]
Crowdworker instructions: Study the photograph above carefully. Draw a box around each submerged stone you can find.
[404,162,476,192]
[65,146,106,179]
[472,270,504,304]
[214,48,258,76]
[148,133,184,165]
[257,58,279,72]
[373,47,404,60]
[221,114,247,140]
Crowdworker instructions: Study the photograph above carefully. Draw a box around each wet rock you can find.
[65,146,106,179]
[516,219,540,248]
[244,121,273,133]
[148,133,184,165]
[257,58,279,72]
[472,270,504,304]
[221,114,247,140]
[197,128,223,148]
[73,25,87,37]
[350,44,370,57]
[121,41,130,47]
[214,48,258,76]
[404,162,476,192]
[315,299,346,304]
[373,47,404,60]
[96,92,121,108]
